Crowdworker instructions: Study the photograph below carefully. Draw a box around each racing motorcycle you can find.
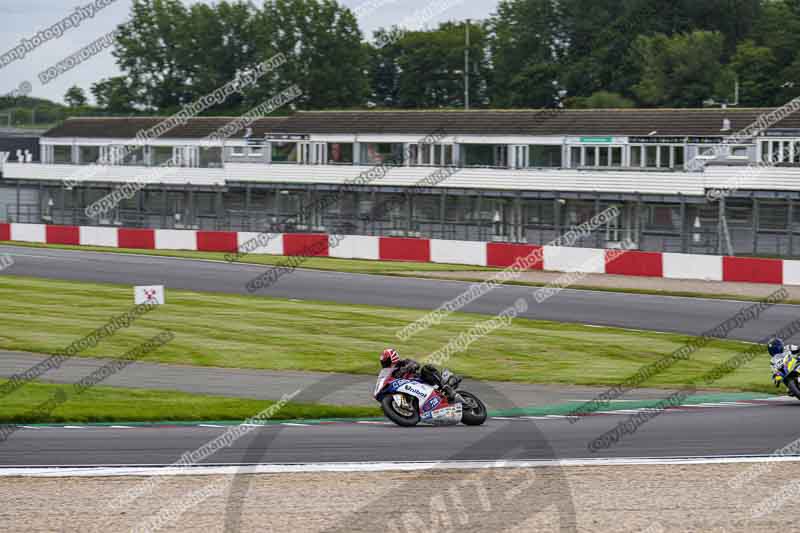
[773,351,800,398]
[373,366,487,427]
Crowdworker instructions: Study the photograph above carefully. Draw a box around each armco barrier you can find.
[723,256,783,284]
[0,223,796,286]
[487,243,544,270]
[155,229,197,251]
[80,226,117,247]
[379,237,430,262]
[11,223,46,243]
[785,260,800,286]
[544,246,605,273]
[197,231,237,253]
[236,232,283,255]
[118,228,155,250]
[606,250,663,277]
[329,235,380,260]
[430,239,487,266]
[663,253,723,282]
[284,233,329,257]
[46,225,80,245]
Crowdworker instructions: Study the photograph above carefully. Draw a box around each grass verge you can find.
[0,379,380,424]
[0,275,777,393]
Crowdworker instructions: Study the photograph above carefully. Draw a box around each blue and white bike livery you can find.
[772,349,800,398]
[373,367,487,427]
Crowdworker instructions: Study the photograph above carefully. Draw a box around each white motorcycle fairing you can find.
[374,368,462,426]
[420,403,462,426]
[394,381,435,403]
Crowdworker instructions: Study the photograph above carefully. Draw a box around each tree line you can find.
[63,0,800,113]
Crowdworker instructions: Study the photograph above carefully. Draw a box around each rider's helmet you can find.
[768,338,785,357]
[380,348,400,368]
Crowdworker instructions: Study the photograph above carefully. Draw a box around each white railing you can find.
[8,159,800,195]
[1,161,710,195]
[1,162,225,186]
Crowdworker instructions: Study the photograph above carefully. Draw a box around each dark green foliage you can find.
[21,0,800,116]
[368,21,489,108]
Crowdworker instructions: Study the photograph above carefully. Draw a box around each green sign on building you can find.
[579,136,613,143]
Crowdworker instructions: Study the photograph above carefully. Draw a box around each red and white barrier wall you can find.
[1,222,796,286]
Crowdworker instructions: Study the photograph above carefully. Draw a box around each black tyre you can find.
[787,376,800,399]
[459,391,487,426]
[381,394,420,427]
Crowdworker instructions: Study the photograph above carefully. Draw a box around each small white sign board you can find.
[134,285,165,305]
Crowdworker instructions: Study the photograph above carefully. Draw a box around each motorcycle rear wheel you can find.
[459,391,487,426]
[787,376,800,399]
[381,394,420,427]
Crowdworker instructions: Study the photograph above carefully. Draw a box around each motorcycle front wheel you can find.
[459,391,487,426]
[381,394,420,427]
[787,376,800,399]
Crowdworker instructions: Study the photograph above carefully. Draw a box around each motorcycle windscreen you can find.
[374,367,394,397]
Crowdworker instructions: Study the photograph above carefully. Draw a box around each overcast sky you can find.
[0,0,499,104]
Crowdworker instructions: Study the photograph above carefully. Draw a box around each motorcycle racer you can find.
[375,349,487,427]
[379,348,456,397]
[768,338,800,387]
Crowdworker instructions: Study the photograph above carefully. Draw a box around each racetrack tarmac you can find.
[2,399,799,466]
[1,244,797,342]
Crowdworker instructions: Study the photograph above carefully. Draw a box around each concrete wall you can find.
[0,222,793,286]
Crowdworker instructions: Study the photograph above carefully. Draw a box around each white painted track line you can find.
[7,456,800,477]
[751,396,793,402]
[566,399,641,403]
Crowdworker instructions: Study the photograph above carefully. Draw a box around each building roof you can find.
[0,128,47,137]
[43,116,290,139]
[42,108,800,139]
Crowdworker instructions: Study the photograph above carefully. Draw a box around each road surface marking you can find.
[12,456,800,477]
